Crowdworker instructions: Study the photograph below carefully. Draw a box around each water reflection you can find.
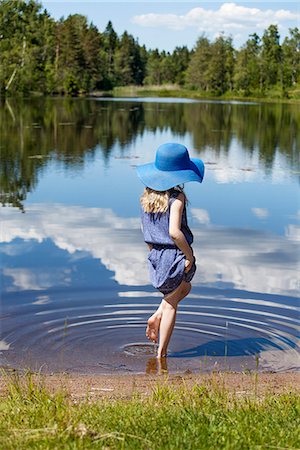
[146,357,168,375]
[1,98,299,210]
[1,202,299,372]
[0,97,299,374]
[1,204,299,294]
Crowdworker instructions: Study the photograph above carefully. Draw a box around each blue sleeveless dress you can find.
[141,189,196,295]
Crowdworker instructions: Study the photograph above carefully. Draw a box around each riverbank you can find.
[90,84,300,104]
[0,371,299,449]
[1,371,299,401]
[4,84,300,104]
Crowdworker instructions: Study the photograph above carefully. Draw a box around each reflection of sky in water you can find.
[27,129,299,236]
[1,202,299,294]
[1,100,299,373]
[30,170,298,235]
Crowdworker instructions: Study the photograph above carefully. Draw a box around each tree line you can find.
[0,0,300,97]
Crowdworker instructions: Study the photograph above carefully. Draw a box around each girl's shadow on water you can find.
[144,338,299,374]
[169,337,296,358]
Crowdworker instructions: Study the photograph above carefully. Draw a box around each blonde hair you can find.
[140,186,186,214]
[140,187,170,213]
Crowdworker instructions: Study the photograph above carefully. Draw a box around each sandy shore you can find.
[1,371,299,402]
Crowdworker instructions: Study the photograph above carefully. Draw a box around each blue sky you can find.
[42,1,300,51]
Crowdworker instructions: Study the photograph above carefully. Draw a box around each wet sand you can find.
[1,371,299,402]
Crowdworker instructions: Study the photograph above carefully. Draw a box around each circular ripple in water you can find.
[123,343,157,356]
[1,286,299,373]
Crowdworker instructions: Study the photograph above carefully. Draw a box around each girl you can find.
[136,143,205,358]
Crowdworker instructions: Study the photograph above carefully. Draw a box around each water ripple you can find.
[1,286,299,373]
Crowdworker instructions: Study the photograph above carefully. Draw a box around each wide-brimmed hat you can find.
[136,143,205,191]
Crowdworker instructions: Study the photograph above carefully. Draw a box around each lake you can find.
[0,97,299,374]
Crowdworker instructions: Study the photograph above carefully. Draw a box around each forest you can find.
[0,0,300,98]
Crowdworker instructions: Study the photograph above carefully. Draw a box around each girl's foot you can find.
[146,313,162,343]
[157,353,167,358]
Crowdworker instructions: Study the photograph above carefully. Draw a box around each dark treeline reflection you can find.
[1,98,299,209]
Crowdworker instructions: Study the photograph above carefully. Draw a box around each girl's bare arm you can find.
[169,193,194,269]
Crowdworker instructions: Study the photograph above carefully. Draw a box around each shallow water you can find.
[0,97,299,374]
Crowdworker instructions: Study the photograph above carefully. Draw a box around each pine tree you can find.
[0,0,55,94]
[282,28,300,87]
[208,34,235,94]
[171,46,191,85]
[103,21,118,85]
[186,36,211,90]
[234,33,261,95]
[114,32,145,86]
[144,49,162,85]
[261,25,282,89]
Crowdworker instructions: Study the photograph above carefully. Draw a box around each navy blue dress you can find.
[141,189,196,295]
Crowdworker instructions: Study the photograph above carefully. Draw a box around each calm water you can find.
[0,97,299,374]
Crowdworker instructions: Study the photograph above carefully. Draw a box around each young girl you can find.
[136,143,205,358]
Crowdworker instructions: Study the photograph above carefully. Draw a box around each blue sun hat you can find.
[136,143,205,191]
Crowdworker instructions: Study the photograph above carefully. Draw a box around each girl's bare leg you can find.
[146,280,189,343]
[146,302,164,343]
[157,281,191,358]
[146,281,191,344]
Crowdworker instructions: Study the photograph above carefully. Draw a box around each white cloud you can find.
[132,3,300,39]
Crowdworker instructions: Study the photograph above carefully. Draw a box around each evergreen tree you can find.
[114,31,145,85]
[0,0,55,94]
[282,28,300,87]
[82,23,105,91]
[208,34,235,94]
[160,51,174,84]
[57,14,87,94]
[234,33,261,95]
[186,36,211,90]
[261,25,282,89]
[171,46,191,85]
[144,49,162,85]
[0,0,298,98]
[103,20,118,86]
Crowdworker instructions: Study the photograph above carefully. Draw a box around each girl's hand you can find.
[184,257,194,273]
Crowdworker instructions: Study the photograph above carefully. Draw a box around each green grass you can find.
[0,372,299,449]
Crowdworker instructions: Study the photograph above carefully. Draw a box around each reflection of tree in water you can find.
[0,98,299,210]
[143,101,299,176]
[232,103,300,171]
[0,98,146,210]
[184,103,233,153]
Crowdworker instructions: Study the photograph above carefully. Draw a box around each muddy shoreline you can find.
[1,371,299,402]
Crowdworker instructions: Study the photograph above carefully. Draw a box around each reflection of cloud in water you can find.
[3,268,49,291]
[0,340,10,351]
[3,266,72,292]
[191,208,210,225]
[285,224,300,242]
[260,339,300,372]
[32,295,51,305]
[2,205,148,288]
[251,207,269,219]
[199,139,295,184]
[1,204,299,294]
